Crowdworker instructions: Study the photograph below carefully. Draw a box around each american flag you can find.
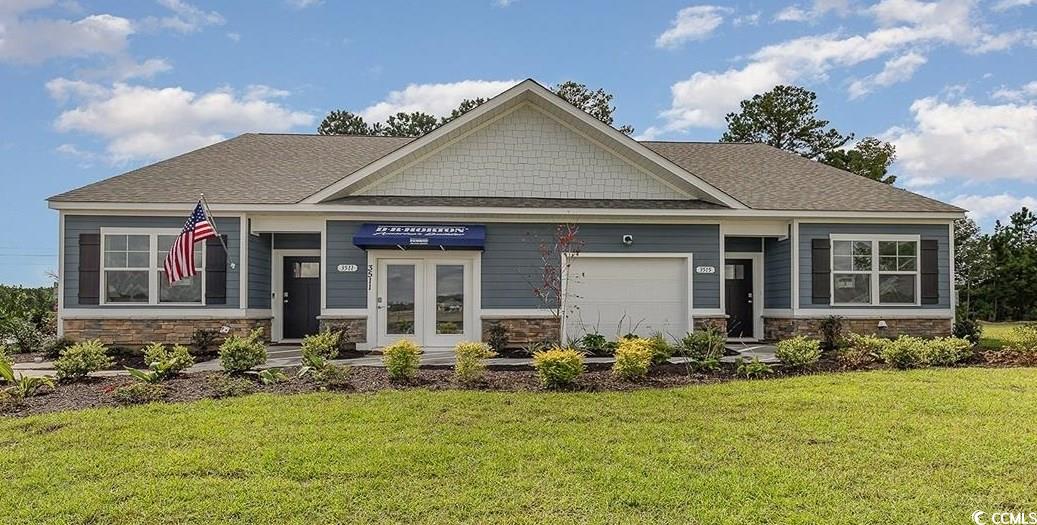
[164,201,217,284]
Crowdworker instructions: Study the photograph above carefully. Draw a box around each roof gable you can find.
[302,79,745,208]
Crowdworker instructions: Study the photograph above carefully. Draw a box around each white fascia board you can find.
[62,308,273,319]
[49,201,967,221]
[761,308,953,319]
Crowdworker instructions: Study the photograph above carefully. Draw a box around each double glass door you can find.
[376,258,470,347]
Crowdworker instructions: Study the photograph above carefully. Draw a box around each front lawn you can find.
[3,368,1036,524]
[979,321,1033,349]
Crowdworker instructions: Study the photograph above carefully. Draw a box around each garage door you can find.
[565,256,689,339]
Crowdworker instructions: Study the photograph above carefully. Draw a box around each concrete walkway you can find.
[11,344,779,378]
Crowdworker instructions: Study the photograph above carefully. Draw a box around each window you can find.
[101,230,206,305]
[831,236,919,305]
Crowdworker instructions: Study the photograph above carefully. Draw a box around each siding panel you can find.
[797,223,950,309]
[325,221,368,309]
[64,215,240,308]
[248,233,272,308]
[764,237,791,309]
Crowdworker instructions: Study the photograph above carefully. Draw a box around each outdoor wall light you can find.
[877,320,888,329]
[622,234,634,245]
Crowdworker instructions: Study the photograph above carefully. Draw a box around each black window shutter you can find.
[811,238,831,304]
[205,235,228,305]
[921,239,939,305]
[78,233,100,305]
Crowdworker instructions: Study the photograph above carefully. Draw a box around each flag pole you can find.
[199,193,236,270]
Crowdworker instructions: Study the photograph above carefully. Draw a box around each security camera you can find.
[622,234,634,245]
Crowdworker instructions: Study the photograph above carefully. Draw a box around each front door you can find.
[725,258,754,338]
[283,256,321,339]
[376,258,470,347]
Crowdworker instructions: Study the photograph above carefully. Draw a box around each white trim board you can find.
[62,308,272,320]
[762,308,953,319]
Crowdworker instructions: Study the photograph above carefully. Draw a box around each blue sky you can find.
[1,0,1036,286]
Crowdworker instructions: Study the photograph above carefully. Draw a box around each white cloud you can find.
[774,0,850,22]
[652,0,1024,132]
[286,0,323,8]
[52,82,314,163]
[733,11,761,26]
[951,194,1037,222]
[848,51,927,98]
[992,81,1037,102]
[226,32,241,42]
[140,0,224,33]
[655,5,731,49]
[884,96,1037,184]
[360,80,518,123]
[494,0,517,6]
[0,4,134,63]
[993,0,1036,11]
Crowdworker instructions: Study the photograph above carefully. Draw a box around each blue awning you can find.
[352,224,486,250]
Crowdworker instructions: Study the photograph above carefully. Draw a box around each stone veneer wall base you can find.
[763,317,953,341]
[62,318,272,348]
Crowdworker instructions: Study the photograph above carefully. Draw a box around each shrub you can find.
[679,327,727,361]
[191,328,220,355]
[2,375,55,401]
[257,368,288,385]
[924,337,973,367]
[2,317,43,354]
[142,343,195,380]
[301,331,341,367]
[383,339,422,381]
[218,328,267,374]
[532,347,584,389]
[453,341,496,384]
[486,323,509,354]
[735,357,773,379]
[312,363,352,390]
[612,338,653,380]
[54,340,113,381]
[879,336,926,369]
[579,332,611,356]
[112,382,166,405]
[775,336,822,370]
[1011,324,1037,351]
[646,333,674,365]
[818,315,845,351]
[209,375,256,398]
[0,346,10,379]
[838,333,888,369]
[43,336,76,359]
[953,317,982,344]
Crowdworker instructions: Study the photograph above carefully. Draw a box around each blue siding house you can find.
[48,80,965,348]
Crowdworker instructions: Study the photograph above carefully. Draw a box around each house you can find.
[48,79,965,349]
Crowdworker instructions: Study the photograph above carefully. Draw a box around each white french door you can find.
[375,257,473,348]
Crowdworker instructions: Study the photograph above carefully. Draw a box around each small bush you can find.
[818,315,845,351]
[578,332,612,356]
[679,327,727,361]
[209,375,256,398]
[313,363,352,390]
[218,328,267,374]
[532,347,584,389]
[735,357,773,379]
[454,341,496,384]
[1011,325,1037,351]
[142,343,195,380]
[838,333,888,369]
[952,317,982,344]
[775,336,822,370]
[2,317,43,354]
[486,323,509,354]
[383,339,422,381]
[54,340,113,381]
[112,382,166,405]
[43,336,76,359]
[257,368,288,385]
[924,337,973,367]
[0,346,11,379]
[646,333,674,365]
[880,336,926,369]
[191,328,220,355]
[301,331,341,367]
[612,338,653,380]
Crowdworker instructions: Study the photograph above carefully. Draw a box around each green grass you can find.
[3,369,1037,524]
[979,321,1032,349]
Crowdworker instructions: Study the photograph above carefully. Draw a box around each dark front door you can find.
[283,256,320,339]
[725,258,754,338]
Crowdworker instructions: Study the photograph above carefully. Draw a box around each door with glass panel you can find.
[423,260,470,348]
[377,260,424,347]
[376,258,471,347]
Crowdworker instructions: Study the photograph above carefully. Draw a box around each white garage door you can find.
[565,256,689,340]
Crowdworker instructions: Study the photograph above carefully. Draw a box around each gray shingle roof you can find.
[50,133,963,214]
[329,195,726,209]
[641,141,962,213]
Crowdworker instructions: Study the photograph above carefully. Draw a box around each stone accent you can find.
[693,316,728,333]
[763,317,953,341]
[318,317,367,344]
[482,317,561,348]
[358,105,684,200]
[62,317,272,348]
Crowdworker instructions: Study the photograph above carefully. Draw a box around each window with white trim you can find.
[831,237,918,305]
[101,230,205,305]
